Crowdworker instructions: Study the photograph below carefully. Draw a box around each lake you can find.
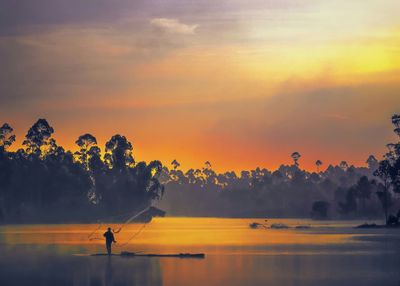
[0,217,400,286]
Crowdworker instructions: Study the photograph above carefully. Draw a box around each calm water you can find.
[1,218,400,286]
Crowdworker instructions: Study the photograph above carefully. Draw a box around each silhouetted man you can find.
[103,227,116,255]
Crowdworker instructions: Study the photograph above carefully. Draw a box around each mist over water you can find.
[1,218,400,286]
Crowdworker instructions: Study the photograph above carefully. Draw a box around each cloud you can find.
[150,18,198,35]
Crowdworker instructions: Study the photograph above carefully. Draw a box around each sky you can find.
[1,0,400,172]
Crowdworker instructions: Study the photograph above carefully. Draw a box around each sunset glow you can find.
[1,0,400,172]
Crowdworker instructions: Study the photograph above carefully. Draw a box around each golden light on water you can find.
[0,218,367,253]
[0,218,395,286]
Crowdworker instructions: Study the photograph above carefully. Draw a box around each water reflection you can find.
[0,246,163,286]
[0,218,400,286]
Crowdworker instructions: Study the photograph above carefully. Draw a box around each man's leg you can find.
[106,243,111,255]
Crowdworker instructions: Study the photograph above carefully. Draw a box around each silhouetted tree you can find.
[353,176,373,214]
[0,123,16,152]
[311,201,330,219]
[171,159,180,170]
[339,187,358,215]
[392,114,400,136]
[105,135,134,171]
[366,155,378,171]
[291,152,301,167]
[23,119,56,157]
[339,161,349,171]
[374,160,393,223]
[373,114,400,223]
[75,134,98,170]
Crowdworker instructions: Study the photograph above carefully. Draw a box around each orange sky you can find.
[1,0,400,172]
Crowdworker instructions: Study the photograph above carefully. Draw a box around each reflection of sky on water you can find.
[0,218,400,286]
[0,247,162,286]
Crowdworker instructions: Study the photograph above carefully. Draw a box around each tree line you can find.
[0,119,164,223]
[0,115,399,223]
[158,115,400,223]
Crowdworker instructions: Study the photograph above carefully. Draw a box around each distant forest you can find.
[157,115,400,222]
[0,115,399,223]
